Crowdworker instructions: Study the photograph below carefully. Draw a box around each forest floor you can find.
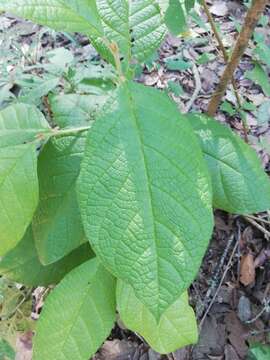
[0,1,270,359]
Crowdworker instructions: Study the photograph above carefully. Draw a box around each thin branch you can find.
[207,0,268,117]
[185,64,201,112]
[201,0,249,142]
[244,215,270,240]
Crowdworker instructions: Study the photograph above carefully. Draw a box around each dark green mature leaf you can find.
[0,103,50,148]
[78,82,213,320]
[0,143,39,256]
[33,133,87,264]
[50,94,108,128]
[0,0,103,37]
[117,280,198,354]
[93,0,166,66]
[165,0,187,35]
[188,114,270,213]
[0,226,94,286]
[33,258,116,360]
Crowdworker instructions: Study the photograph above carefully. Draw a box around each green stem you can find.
[51,126,91,137]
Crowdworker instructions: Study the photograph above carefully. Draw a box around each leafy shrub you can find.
[0,0,269,358]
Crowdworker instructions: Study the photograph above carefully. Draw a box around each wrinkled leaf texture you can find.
[78,81,213,320]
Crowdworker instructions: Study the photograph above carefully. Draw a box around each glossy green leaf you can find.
[78,81,213,320]
[165,0,187,35]
[33,258,116,360]
[0,103,50,148]
[50,94,108,128]
[0,0,103,37]
[93,0,166,66]
[0,226,94,286]
[33,133,87,264]
[188,113,270,213]
[117,280,198,354]
[0,143,38,256]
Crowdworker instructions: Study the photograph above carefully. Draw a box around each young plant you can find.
[0,0,269,358]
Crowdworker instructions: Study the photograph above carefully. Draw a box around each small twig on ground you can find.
[199,234,239,330]
[201,0,249,142]
[184,64,201,112]
[244,215,270,240]
[203,234,234,307]
[207,0,268,117]
[250,327,270,336]
[245,214,270,226]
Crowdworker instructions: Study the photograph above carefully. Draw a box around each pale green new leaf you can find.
[0,0,103,37]
[0,103,50,148]
[33,133,87,264]
[188,113,270,213]
[0,226,94,286]
[117,280,198,354]
[33,258,116,360]
[93,0,166,66]
[78,82,213,320]
[0,143,38,255]
[50,94,109,128]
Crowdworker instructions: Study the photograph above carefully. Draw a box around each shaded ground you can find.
[0,1,270,359]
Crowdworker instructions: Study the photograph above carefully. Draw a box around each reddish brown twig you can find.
[201,0,249,142]
[207,0,268,117]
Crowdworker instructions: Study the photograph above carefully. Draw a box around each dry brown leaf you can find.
[210,2,228,16]
[240,253,255,286]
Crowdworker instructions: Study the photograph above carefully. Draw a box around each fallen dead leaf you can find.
[225,312,249,359]
[210,2,228,17]
[15,332,33,360]
[240,253,256,286]
[225,344,240,360]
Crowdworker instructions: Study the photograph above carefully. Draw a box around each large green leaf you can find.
[78,81,213,320]
[93,0,166,66]
[117,280,198,354]
[50,94,108,128]
[188,114,270,213]
[33,258,116,360]
[0,103,50,148]
[0,0,103,37]
[33,133,87,264]
[0,226,94,286]
[0,143,38,256]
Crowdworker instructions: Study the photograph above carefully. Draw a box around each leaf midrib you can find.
[126,87,160,317]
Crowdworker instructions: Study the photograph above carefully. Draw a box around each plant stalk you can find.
[44,126,91,139]
[207,0,268,117]
[201,0,249,142]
